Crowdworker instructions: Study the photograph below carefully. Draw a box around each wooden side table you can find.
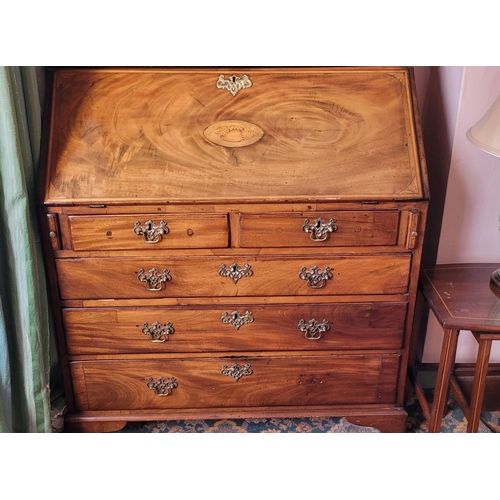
[409,263,500,432]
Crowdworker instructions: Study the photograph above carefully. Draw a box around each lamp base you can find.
[490,269,500,294]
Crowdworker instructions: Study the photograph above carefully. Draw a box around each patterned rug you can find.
[120,416,380,433]
[405,390,500,433]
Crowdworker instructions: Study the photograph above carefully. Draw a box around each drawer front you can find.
[55,254,411,300]
[68,214,229,250]
[63,302,407,354]
[240,211,400,247]
[71,354,401,411]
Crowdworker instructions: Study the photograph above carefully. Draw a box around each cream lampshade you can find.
[467,93,500,292]
[467,94,500,158]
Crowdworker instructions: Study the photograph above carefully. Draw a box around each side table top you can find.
[420,264,500,332]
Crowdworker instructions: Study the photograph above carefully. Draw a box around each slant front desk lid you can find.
[43,67,427,205]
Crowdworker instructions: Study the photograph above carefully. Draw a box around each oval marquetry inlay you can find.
[204,120,264,148]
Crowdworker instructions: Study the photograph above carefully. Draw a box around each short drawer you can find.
[63,302,407,354]
[239,211,400,247]
[70,354,401,411]
[67,214,229,250]
[55,254,411,300]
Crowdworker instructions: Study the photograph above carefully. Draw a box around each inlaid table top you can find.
[420,263,500,333]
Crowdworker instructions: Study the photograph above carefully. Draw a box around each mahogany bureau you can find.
[37,67,429,432]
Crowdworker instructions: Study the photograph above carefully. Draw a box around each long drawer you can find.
[63,302,408,354]
[55,254,412,300]
[70,354,401,411]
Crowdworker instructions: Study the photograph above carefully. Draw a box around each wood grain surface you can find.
[55,254,411,299]
[45,67,422,204]
[62,301,407,354]
[70,354,401,411]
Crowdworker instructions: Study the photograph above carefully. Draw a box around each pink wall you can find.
[414,66,500,363]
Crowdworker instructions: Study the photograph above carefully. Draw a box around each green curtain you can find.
[0,66,53,432]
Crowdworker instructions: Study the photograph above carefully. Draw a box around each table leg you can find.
[467,336,492,433]
[428,328,459,433]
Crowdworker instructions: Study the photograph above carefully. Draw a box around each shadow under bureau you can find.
[38,67,429,432]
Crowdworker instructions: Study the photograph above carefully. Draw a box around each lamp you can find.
[466,93,500,291]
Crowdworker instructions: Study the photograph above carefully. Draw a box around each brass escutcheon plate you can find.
[204,120,264,148]
[216,74,252,96]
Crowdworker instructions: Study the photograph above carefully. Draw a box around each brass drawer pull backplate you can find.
[302,218,338,242]
[142,321,175,342]
[146,376,178,396]
[297,318,331,340]
[138,268,172,291]
[133,220,169,244]
[299,266,333,288]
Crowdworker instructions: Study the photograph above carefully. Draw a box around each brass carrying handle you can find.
[146,376,178,396]
[133,220,169,244]
[302,218,338,242]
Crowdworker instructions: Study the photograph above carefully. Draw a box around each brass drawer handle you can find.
[219,263,253,284]
[142,321,175,342]
[299,265,333,288]
[297,318,331,340]
[138,268,172,291]
[146,376,178,396]
[221,310,254,330]
[221,363,253,382]
[216,74,252,96]
[302,217,338,242]
[133,220,169,244]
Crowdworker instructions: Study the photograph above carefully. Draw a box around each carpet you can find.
[119,416,380,433]
[405,390,500,433]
